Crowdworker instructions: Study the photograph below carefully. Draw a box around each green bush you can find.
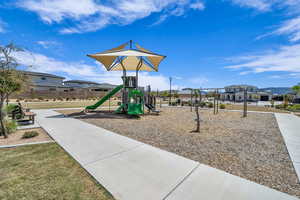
[207,102,213,108]
[199,102,206,108]
[287,104,300,112]
[275,104,286,109]
[4,119,17,134]
[170,102,177,106]
[220,104,226,109]
[22,131,39,139]
[4,104,18,114]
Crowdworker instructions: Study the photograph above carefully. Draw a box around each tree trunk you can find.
[190,91,193,112]
[0,99,7,138]
[194,105,200,132]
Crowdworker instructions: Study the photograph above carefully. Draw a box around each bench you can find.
[12,104,36,124]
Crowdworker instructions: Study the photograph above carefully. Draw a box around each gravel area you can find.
[0,128,52,146]
[58,107,300,197]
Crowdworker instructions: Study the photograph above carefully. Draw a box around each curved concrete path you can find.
[35,109,298,200]
[275,113,300,180]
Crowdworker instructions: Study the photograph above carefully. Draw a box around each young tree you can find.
[0,43,26,138]
[192,89,201,133]
[292,84,300,96]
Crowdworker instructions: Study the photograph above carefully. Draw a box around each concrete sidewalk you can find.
[35,109,298,200]
[275,113,300,181]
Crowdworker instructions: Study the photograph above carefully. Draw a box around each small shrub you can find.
[171,102,177,106]
[22,131,39,139]
[220,104,226,109]
[4,119,17,134]
[207,102,213,108]
[287,104,300,112]
[5,104,18,114]
[276,104,287,110]
[270,100,275,108]
[199,102,206,108]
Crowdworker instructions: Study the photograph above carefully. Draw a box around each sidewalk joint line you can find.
[84,144,145,166]
[162,163,200,200]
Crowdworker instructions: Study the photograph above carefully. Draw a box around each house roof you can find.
[64,80,100,85]
[19,70,65,79]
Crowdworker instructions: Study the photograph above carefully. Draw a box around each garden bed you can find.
[0,128,52,146]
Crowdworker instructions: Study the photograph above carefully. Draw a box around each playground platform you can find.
[34,109,298,200]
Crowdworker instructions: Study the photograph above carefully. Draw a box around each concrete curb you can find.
[0,140,55,149]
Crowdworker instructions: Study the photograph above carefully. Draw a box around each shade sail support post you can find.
[136,58,143,89]
[119,57,127,112]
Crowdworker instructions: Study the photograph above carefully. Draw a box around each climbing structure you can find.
[86,40,166,115]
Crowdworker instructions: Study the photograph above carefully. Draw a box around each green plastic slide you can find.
[85,84,123,110]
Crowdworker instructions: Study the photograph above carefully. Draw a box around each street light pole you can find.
[169,77,172,106]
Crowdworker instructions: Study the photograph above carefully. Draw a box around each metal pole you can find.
[216,89,219,114]
[109,97,111,112]
[243,88,247,117]
[213,90,216,115]
[169,77,172,106]
[136,69,138,89]
[160,95,162,108]
[190,90,193,112]
[199,88,202,103]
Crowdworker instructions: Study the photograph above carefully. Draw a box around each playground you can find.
[57,107,300,197]
[2,41,300,200]
[54,41,300,197]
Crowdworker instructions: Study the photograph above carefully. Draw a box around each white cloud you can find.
[17,0,99,23]
[190,2,205,10]
[14,50,175,90]
[273,16,300,42]
[228,0,300,42]
[268,75,281,79]
[37,40,60,48]
[0,19,6,33]
[231,0,300,42]
[17,0,205,34]
[229,0,271,11]
[189,77,208,85]
[225,44,300,74]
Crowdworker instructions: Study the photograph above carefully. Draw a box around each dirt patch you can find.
[57,107,300,197]
[0,128,52,146]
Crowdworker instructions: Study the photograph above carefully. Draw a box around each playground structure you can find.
[85,40,166,115]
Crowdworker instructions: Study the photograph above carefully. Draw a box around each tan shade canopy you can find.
[87,41,166,72]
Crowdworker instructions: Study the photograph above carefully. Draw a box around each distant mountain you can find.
[259,87,293,95]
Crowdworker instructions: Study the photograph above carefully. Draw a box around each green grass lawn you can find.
[0,143,115,200]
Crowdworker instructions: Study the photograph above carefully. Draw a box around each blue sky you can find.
[0,0,300,90]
